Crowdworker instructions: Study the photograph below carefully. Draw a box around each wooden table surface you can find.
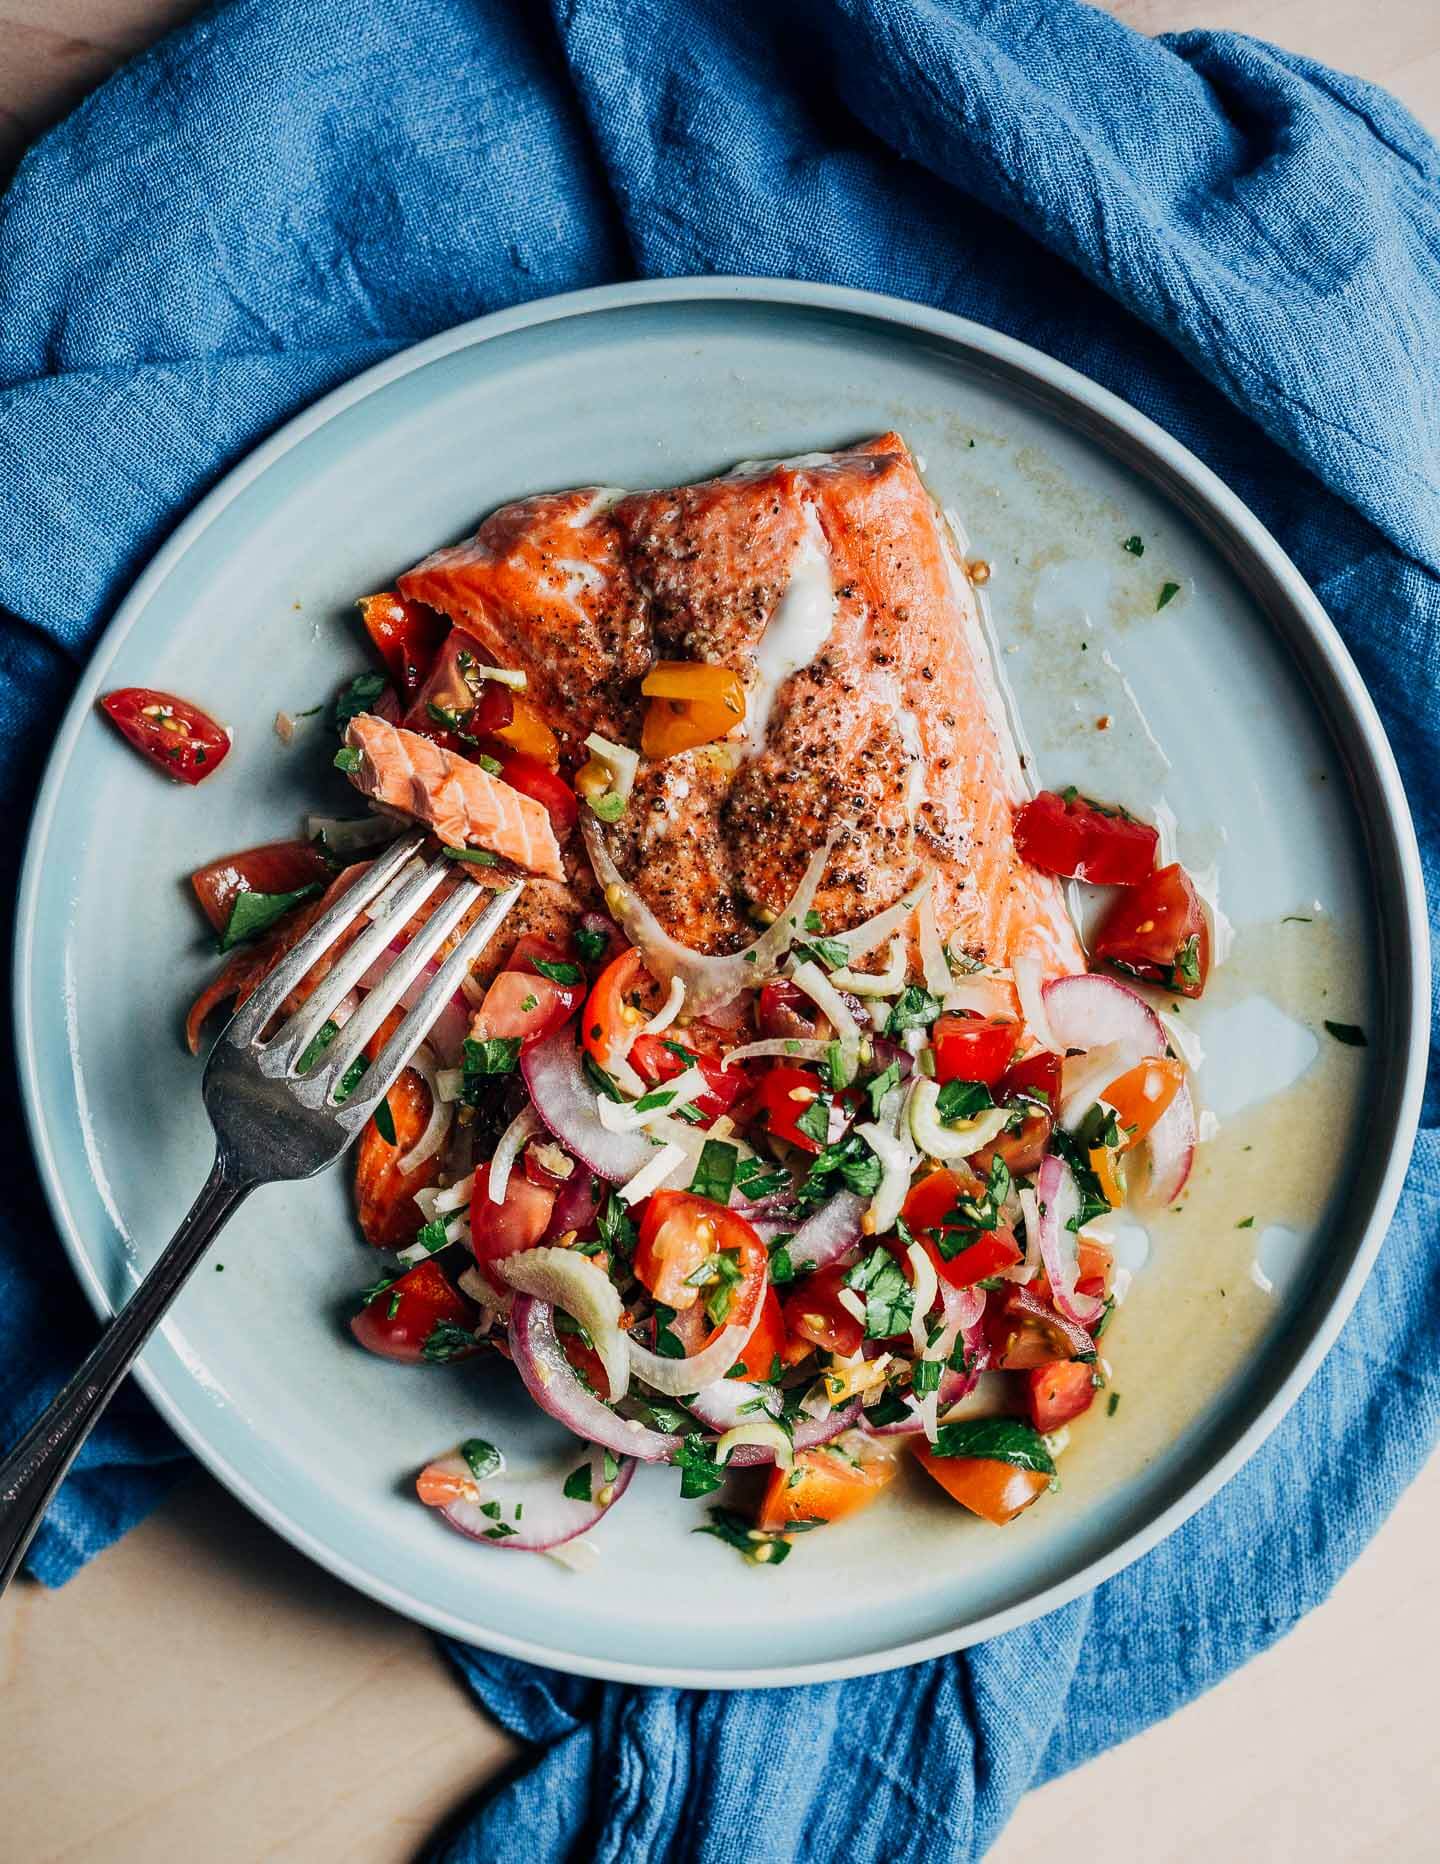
[3,3,1437,1859]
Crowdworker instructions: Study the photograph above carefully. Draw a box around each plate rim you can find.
[14,274,1430,1688]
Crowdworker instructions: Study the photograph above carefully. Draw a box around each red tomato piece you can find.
[998,1051,1063,1109]
[781,1263,864,1358]
[582,947,660,1076]
[913,1444,1050,1525]
[757,1448,895,1533]
[1092,862,1210,998]
[758,1063,827,1154]
[357,592,448,701]
[970,1050,1063,1178]
[988,1287,1091,1369]
[757,979,819,1041]
[470,1170,557,1268]
[634,1192,766,1326]
[933,1229,1023,1288]
[731,1288,785,1384]
[1013,790,1159,886]
[1026,1360,1098,1433]
[630,1033,746,1125]
[350,1259,478,1365]
[99,687,231,785]
[492,748,578,837]
[189,838,334,935]
[473,938,584,1050]
[900,1168,1021,1288]
[931,1014,1019,1087]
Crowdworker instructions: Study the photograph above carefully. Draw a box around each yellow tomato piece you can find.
[642,695,738,760]
[1102,1057,1185,1148]
[1088,1145,1124,1208]
[641,661,746,712]
[493,696,560,767]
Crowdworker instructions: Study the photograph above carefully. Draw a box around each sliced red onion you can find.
[1042,973,1166,1061]
[786,1190,866,1272]
[721,1397,863,1467]
[508,1296,682,1462]
[866,1035,914,1079]
[428,1443,634,1553]
[1034,1153,1105,1328]
[521,1026,655,1183]
[582,816,839,1018]
[357,939,470,1064]
[1137,1077,1197,1207]
[487,1105,543,1204]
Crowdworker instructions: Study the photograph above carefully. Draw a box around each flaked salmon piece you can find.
[396,435,1083,988]
[343,713,564,882]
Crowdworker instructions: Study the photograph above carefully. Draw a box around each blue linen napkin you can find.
[2,1,1437,1856]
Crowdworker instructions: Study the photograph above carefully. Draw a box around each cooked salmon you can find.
[399,435,1083,985]
[343,713,564,882]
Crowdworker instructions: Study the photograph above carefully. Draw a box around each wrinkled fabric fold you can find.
[1,2,1436,1859]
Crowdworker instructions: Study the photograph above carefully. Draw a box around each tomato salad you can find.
[116,620,1215,1569]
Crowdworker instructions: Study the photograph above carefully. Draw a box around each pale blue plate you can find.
[14,279,1428,1686]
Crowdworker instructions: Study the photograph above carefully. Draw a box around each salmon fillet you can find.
[343,713,564,882]
[399,435,1083,983]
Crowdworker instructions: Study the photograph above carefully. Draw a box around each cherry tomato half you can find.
[1013,790,1158,886]
[912,1444,1050,1526]
[757,1447,896,1533]
[729,1288,786,1385]
[357,591,448,701]
[189,838,334,935]
[492,748,578,838]
[781,1263,864,1358]
[1026,1360,1098,1433]
[582,947,660,1076]
[1102,1056,1186,1145]
[630,1033,747,1126]
[473,934,585,1048]
[350,1259,478,1365]
[633,1191,766,1327]
[1092,863,1209,998]
[757,979,819,1041]
[471,1170,556,1268]
[757,1064,827,1154]
[100,687,231,785]
[931,1014,1020,1087]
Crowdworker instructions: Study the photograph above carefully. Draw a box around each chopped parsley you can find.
[217,882,322,953]
[562,1463,593,1502]
[767,1235,796,1287]
[931,1416,1055,1475]
[442,844,499,866]
[792,934,849,970]
[633,1086,677,1113]
[795,1131,884,1211]
[793,1091,832,1148]
[912,1357,942,1396]
[652,1303,686,1360]
[1122,535,1145,556]
[597,1193,636,1259]
[866,1060,902,1118]
[689,1138,739,1205]
[1107,1391,1121,1417]
[462,1036,522,1096]
[532,958,583,985]
[297,1019,341,1073]
[461,1438,503,1482]
[583,1053,625,1102]
[885,985,943,1038]
[1173,934,1202,992]
[1236,1216,1255,1230]
[1323,1020,1367,1048]
[372,1095,397,1145]
[845,1245,914,1339]
[1157,581,1181,610]
[696,1506,793,1566]
[675,1434,725,1500]
[863,1387,912,1429]
[410,1217,450,1258]
[330,670,389,734]
[333,745,362,774]
[1047,1127,1111,1229]
[420,1320,477,1363]
[935,1078,994,1125]
[574,925,611,963]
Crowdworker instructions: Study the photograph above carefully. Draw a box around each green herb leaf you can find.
[421,1320,477,1364]
[411,1218,450,1257]
[935,1078,994,1125]
[1157,581,1181,610]
[690,1138,739,1205]
[885,985,942,1038]
[768,1237,795,1287]
[695,1506,793,1565]
[1107,1391,1121,1416]
[675,1434,725,1500]
[866,1060,902,1119]
[845,1245,915,1339]
[334,1052,370,1102]
[583,1053,625,1102]
[532,958,583,985]
[331,670,389,734]
[217,883,322,953]
[372,1095,397,1145]
[1236,1215,1254,1230]
[912,1357,942,1396]
[562,1463,592,1502]
[653,1304,686,1360]
[931,1416,1055,1474]
[462,1036,522,1094]
[1323,1020,1367,1048]
[297,1019,340,1073]
[862,1388,912,1428]
[792,935,850,970]
[442,844,500,866]
[461,1438,503,1482]
[1122,535,1145,557]
[574,926,610,963]
[793,1091,832,1148]
[597,1192,637,1258]
[333,746,362,774]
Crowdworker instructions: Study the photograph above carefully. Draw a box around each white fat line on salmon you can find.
[940,505,1038,805]
[743,501,837,755]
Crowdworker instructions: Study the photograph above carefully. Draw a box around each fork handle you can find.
[0,1156,252,1594]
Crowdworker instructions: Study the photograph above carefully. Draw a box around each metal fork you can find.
[0,830,521,1593]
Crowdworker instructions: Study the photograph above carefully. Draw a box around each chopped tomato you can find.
[1102,1056,1186,1145]
[757,978,819,1041]
[1026,1360,1098,1433]
[756,1446,896,1533]
[630,1033,747,1125]
[781,1263,864,1358]
[189,838,334,935]
[913,1443,1050,1525]
[931,1015,1019,1087]
[473,936,584,1048]
[999,1050,1063,1109]
[988,1287,1090,1369]
[641,662,746,759]
[902,1166,981,1235]
[354,1064,440,1248]
[731,1288,785,1384]
[470,1170,556,1268]
[932,1229,1022,1288]
[492,748,578,838]
[971,1049,1062,1176]
[1092,863,1209,998]
[901,1168,1021,1288]
[757,1064,827,1154]
[99,687,231,785]
[350,1259,478,1365]
[1076,1237,1113,1289]
[582,947,660,1076]
[1013,790,1159,886]
[560,1328,611,1400]
[633,1192,766,1325]
[357,591,447,701]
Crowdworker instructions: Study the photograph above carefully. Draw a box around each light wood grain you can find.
[1,2,1437,1860]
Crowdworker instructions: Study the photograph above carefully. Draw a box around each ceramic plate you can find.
[15,279,1428,1686]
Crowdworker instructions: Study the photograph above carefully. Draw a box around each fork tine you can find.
[327,881,523,1124]
[277,850,457,1067]
[225,829,426,1049]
